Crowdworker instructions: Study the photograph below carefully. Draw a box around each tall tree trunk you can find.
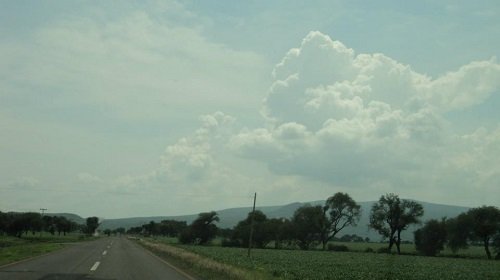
[484,237,491,259]
[396,230,402,255]
[388,230,395,252]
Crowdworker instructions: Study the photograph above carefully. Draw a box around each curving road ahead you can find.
[0,236,192,280]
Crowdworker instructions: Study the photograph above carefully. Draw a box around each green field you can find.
[148,238,499,280]
[0,233,92,266]
[180,246,499,279]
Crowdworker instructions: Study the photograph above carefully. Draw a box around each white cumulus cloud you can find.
[230,31,500,206]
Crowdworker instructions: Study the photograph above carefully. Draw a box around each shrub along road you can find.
[0,236,192,280]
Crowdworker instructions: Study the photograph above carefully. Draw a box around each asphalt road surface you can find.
[0,237,192,280]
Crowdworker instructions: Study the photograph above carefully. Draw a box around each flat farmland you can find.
[173,244,500,280]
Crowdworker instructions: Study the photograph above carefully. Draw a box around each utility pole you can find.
[247,192,257,257]
[40,208,47,237]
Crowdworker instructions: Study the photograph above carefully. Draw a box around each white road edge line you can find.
[102,250,107,256]
[90,261,100,271]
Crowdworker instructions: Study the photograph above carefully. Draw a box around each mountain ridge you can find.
[97,200,470,240]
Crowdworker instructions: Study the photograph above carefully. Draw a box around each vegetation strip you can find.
[0,234,98,267]
[139,239,267,280]
[0,242,65,268]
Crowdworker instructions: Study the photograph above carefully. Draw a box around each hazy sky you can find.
[1,1,500,218]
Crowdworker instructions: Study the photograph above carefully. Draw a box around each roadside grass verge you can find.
[0,242,63,266]
[0,233,96,266]
[139,238,271,280]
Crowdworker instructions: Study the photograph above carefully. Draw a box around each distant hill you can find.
[99,200,469,241]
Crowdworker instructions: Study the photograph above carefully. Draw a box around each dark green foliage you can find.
[0,212,80,237]
[142,221,159,236]
[266,218,294,249]
[369,193,424,254]
[126,226,143,235]
[159,220,187,237]
[414,219,447,256]
[230,210,270,248]
[179,228,195,244]
[291,204,324,250]
[320,192,361,250]
[85,217,99,235]
[446,206,500,259]
[445,213,472,253]
[364,247,374,253]
[179,211,219,245]
[339,234,365,242]
[229,211,293,249]
[327,244,349,251]
[51,216,78,236]
[467,206,500,259]
[131,220,187,237]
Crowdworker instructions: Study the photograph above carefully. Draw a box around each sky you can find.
[1,0,500,219]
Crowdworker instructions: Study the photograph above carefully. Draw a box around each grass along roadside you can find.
[138,238,271,280]
[0,242,64,267]
[0,233,96,267]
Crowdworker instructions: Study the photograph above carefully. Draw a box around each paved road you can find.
[0,237,192,280]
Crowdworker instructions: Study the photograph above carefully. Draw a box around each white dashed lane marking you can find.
[102,250,107,256]
[90,261,100,271]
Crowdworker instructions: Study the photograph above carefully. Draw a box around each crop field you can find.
[171,244,500,280]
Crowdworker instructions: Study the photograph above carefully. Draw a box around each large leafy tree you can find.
[265,218,294,249]
[231,210,271,248]
[181,211,219,245]
[467,206,500,259]
[291,205,324,250]
[237,211,266,247]
[414,219,447,256]
[85,217,99,235]
[445,212,472,253]
[369,193,424,254]
[320,192,361,250]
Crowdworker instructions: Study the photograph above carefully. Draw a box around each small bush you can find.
[327,244,349,252]
[364,247,374,253]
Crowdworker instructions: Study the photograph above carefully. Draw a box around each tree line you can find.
[129,192,500,260]
[415,206,500,259]
[0,211,100,237]
[126,219,188,237]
